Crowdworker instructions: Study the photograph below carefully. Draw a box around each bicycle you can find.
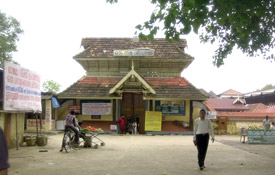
[60,128,85,153]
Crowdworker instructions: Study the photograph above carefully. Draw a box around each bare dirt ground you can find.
[8,134,275,175]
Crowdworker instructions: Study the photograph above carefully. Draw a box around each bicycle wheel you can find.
[63,133,72,153]
[72,134,85,148]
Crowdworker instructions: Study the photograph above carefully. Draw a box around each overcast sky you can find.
[1,0,275,95]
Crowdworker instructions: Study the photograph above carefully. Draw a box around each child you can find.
[132,120,138,134]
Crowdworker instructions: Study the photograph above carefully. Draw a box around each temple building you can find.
[57,38,207,134]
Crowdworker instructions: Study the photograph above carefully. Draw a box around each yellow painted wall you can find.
[0,112,25,148]
[56,100,74,121]
[227,121,264,134]
[9,113,25,148]
[193,107,201,122]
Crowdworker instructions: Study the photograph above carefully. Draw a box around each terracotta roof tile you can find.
[246,103,268,113]
[266,107,275,113]
[145,77,190,87]
[58,76,207,99]
[218,111,275,118]
[219,89,242,96]
[205,98,249,111]
[74,38,192,60]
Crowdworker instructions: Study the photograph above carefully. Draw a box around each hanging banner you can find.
[82,103,112,115]
[145,111,162,131]
[3,61,41,112]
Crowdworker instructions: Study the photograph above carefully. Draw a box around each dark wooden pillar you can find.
[6,113,12,146]
[189,100,193,131]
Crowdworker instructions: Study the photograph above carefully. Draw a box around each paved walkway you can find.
[8,134,275,175]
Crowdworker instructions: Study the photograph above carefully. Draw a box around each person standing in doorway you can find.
[193,109,215,170]
[0,127,10,175]
[118,114,126,134]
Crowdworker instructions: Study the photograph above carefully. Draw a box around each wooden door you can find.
[121,93,146,134]
[121,93,134,119]
[218,116,227,131]
[134,93,146,134]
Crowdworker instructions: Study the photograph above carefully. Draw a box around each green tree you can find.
[0,11,23,68]
[42,80,61,94]
[261,84,275,91]
[106,0,275,67]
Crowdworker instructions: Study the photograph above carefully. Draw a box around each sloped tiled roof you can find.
[266,107,275,113]
[58,76,121,98]
[205,98,249,111]
[145,77,207,99]
[218,111,275,118]
[219,89,242,96]
[246,103,268,113]
[213,103,275,118]
[58,76,207,100]
[74,38,193,59]
[199,89,211,98]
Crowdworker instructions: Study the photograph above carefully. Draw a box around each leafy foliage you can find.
[106,0,275,67]
[261,84,275,91]
[42,80,61,94]
[0,11,23,68]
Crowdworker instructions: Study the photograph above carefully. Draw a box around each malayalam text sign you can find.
[113,49,154,57]
[3,61,41,112]
[145,111,162,131]
[248,130,275,144]
[82,103,112,115]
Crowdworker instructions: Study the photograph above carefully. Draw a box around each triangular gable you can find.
[220,89,242,96]
[109,69,156,94]
[233,97,245,104]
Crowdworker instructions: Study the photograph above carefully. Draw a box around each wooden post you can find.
[16,113,18,150]
[6,113,12,147]
[40,113,42,136]
[189,100,193,131]
[35,112,39,138]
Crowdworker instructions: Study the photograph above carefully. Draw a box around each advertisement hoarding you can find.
[3,61,41,112]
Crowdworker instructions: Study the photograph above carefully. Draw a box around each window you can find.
[155,100,186,116]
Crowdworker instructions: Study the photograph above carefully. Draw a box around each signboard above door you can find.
[113,49,154,57]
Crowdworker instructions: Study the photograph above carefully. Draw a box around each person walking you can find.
[0,127,10,175]
[193,109,215,170]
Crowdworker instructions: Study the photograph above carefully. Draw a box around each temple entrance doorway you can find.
[121,92,146,134]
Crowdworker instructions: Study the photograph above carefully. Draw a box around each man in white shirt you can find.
[263,115,271,132]
[193,109,215,170]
